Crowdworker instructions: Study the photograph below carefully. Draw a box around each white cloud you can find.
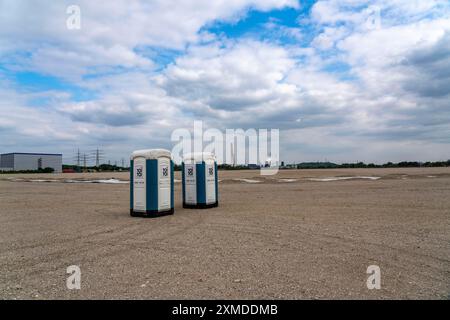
[159,40,296,114]
[0,0,298,80]
[312,26,348,50]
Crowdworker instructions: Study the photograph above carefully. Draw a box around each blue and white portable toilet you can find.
[182,152,218,209]
[130,149,174,217]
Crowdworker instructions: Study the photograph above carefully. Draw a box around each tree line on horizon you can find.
[290,160,450,169]
[4,160,448,174]
[218,160,450,170]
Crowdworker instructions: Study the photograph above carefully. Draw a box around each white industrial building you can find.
[0,153,62,173]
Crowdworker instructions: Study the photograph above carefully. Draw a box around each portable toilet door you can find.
[130,149,174,217]
[182,152,219,209]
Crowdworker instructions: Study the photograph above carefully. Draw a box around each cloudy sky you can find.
[1,0,449,165]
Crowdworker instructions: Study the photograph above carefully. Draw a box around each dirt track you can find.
[0,168,449,299]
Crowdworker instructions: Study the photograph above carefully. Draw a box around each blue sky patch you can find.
[203,1,317,45]
[13,71,97,103]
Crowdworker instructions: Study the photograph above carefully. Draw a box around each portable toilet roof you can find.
[131,149,171,160]
[183,152,215,163]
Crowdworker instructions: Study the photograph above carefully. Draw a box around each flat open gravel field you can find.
[0,168,449,299]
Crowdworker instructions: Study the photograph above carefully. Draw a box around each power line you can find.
[90,148,105,167]
[72,148,100,170]
[72,149,82,166]
[83,153,87,171]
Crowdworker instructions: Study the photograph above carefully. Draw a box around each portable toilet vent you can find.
[182,152,219,209]
[130,149,174,217]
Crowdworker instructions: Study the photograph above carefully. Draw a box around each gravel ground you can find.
[0,168,449,299]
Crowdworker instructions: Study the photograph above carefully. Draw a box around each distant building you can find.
[0,153,62,173]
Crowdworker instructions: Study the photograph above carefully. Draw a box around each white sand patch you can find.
[94,179,129,184]
[278,179,298,183]
[64,179,94,183]
[308,176,381,182]
[64,179,128,184]
[7,179,57,183]
[233,178,262,183]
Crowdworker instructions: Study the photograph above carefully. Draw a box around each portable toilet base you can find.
[182,152,219,209]
[183,202,218,209]
[130,149,174,218]
[130,208,174,218]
